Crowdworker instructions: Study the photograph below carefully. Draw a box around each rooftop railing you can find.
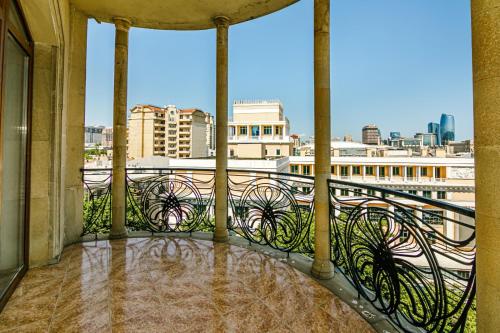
[81,167,476,333]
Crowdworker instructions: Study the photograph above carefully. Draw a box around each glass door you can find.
[0,32,29,299]
[0,0,32,310]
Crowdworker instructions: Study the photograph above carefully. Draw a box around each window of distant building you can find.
[435,167,442,179]
[303,187,312,194]
[392,167,400,176]
[276,149,281,156]
[340,166,349,176]
[265,149,268,155]
[229,149,235,157]
[353,189,362,196]
[251,126,260,137]
[426,231,437,244]
[331,165,336,174]
[406,167,414,177]
[263,126,272,135]
[353,166,361,175]
[340,189,349,196]
[275,126,282,135]
[437,191,446,200]
[408,190,417,195]
[303,165,311,175]
[290,165,299,174]
[367,189,376,196]
[423,191,432,198]
[400,229,410,242]
[423,210,444,225]
[239,126,247,135]
[379,166,385,177]
[365,166,374,175]
[421,167,428,177]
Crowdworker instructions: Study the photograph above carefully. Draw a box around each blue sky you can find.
[85,0,473,141]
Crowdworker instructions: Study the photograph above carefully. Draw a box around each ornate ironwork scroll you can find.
[328,180,476,332]
[126,168,215,233]
[82,169,112,236]
[228,170,315,254]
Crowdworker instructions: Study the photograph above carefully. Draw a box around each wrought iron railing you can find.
[82,169,112,235]
[126,168,215,232]
[82,168,477,332]
[227,169,315,255]
[82,168,215,235]
[328,179,476,333]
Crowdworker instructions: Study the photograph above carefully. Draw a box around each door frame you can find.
[0,0,33,312]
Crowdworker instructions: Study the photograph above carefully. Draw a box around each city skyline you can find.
[85,0,473,141]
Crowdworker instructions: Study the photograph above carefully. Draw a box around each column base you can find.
[109,230,128,239]
[311,258,335,280]
[213,230,229,243]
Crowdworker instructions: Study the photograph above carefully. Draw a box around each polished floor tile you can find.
[0,237,374,333]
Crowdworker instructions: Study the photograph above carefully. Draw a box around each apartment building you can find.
[127,104,212,159]
[84,125,105,146]
[289,156,474,203]
[177,109,210,158]
[228,100,293,158]
[205,112,216,155]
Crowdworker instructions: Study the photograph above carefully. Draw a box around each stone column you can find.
[312,0,334,279]
[110,18,131,239]
[471,1,500,331]
[214,16,230,242]
[63,9,88,245]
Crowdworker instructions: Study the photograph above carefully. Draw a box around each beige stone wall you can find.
[449,192,475,202]
[20,0,88,264]
[62,7,87,245]
[236,143,265,159]
[264,143,292,156]
[190,112,208,158]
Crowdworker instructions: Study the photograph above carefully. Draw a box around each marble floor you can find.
[0,237,375,333]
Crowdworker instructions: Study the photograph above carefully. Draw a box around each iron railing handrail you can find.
[328,178,475,218]
[227,168,315,181]
[81,168,474,217]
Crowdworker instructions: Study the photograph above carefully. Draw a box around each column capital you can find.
[113,17,132,32]
[213,16,230,29]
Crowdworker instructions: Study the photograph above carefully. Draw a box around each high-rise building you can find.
[362,125,381,145]
[127,104,212,159]
[415,133,438,147]
[427,122,441,145]
[85,125,105,145]
[205,112,215,155]
[440,114,455,144]
[227,100,293,158]
[101,127,113,147]
[390,132,401,140]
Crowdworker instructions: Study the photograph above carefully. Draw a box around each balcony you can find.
[0,235,376,332]
[74,168,476,332]
[228,135,291,143]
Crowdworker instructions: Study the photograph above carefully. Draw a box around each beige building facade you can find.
[228,100,293,158]
[127,104,213,159]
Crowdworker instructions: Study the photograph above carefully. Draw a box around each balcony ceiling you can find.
[70,0,298,30]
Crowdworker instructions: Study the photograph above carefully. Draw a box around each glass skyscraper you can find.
[427,122,441,145]
[440,114,455,144]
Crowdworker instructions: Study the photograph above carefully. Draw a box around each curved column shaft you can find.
[214,16,230,242]
[471,1,500,331]
[110,18,131,238]
[311,0,334,279]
